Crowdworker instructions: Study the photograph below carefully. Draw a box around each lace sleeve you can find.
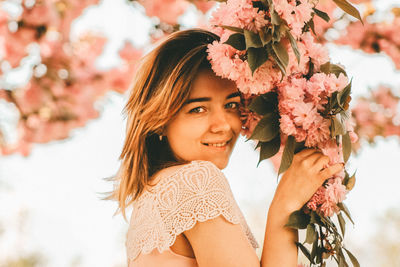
[126,160,259,261]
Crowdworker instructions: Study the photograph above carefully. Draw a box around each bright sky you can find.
[0,0,400,266]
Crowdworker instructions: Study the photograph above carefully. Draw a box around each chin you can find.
[209,158,229,170]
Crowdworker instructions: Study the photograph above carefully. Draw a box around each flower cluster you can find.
[312,1,400,71]
[207,0,362,265]
[0,1,142,156]
[336,16,400,69]
[308,176,347,217]
[130,0,215,25]
[207,0,358,216]
[278,72,349,147]
[273,0,313,38]
[351,86,400,151]
[207,42,282,94]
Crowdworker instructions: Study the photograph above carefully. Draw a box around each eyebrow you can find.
[184,92,241,105]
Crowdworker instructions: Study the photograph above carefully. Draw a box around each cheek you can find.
[230,113,242,135]
[166,118,203,147]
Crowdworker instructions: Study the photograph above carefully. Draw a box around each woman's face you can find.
[165,68,242,169]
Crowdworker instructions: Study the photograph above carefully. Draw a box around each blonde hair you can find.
[109,29,219,218]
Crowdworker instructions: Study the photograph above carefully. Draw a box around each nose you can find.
[209,108,231,133]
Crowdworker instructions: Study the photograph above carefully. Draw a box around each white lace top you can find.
[126,160,259,265]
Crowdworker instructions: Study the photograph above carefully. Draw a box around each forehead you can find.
[189,69,238,98]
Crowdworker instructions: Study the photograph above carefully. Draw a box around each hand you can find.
[270,149,344,215]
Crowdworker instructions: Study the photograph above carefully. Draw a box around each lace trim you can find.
[126,160,259,261]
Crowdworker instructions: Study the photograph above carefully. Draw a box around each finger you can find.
[300,152,324,168]
[313,155,330,171]
[295,148,320,159]
[319,163,344,180]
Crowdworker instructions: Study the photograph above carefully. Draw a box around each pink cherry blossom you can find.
[280,114,297,136]
[292,102,318,130]
[301,32,330,68]
[21,1,60,27]
[138,0,189,25]
[210,0,269,35]
[207,41,281,94]
[304,116,331,147]
[273,0,313,39]
[351,86,400,151]
[3,27,37,67]
[320,139,344,165]
[192,0,216,14]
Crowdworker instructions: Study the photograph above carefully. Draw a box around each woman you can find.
[110,29,344,266]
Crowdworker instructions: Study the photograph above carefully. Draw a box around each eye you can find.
[225,102,240,109]
[188,106,206,114]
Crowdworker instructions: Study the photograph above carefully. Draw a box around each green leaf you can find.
[223,33,246,51]
[252,0,267,11]
[244,29,263,49]
[343,170,349,186]
[278,135,295,174]
[294,141,305,154]
[307,19,316,35]
[311,231,319,261]
[258,135,281,164]
[305,224,317,244]
[313,8,331,22]
[271,10,281,25]
[255,141,262,149]
[332,64,348,77]
[286,29,300,64]
[320,62,347,78]
[285,210,311,229]
[345,171,356,191]
[331,116,346,137]
[343,248,360,267]
[247,47,269,74]
[248,95,274,115]
[219,25,244,33]
[342,131,351,163]
[296,242,313,263]
[337,203,354,225]
[261,91,278,107]
[309,210,321,225]
[253,1,265,10]
[249,113,279,142]
[337,212,346,236]
[340,110,351,121]
[270,50,286,76]
[259,28,272,46]
[329,91,339,110]
[320,216,339,235]
[272,41,289,69]
[333,0,363,23]
[338,81,352,108]
[272,25,282,42]
[338,250,348,267]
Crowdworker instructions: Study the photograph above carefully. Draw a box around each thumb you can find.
[319,163,344,180]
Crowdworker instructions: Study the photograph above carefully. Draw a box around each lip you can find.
[201,138,232,150]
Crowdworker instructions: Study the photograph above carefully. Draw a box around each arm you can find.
[260,204,298,266]
[261,149,344,265]
[184,215,260,267]
[184,150,344,267]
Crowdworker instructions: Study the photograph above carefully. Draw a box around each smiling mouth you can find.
[202,139,231,147]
